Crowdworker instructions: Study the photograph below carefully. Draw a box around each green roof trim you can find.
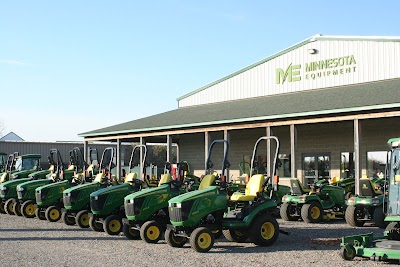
[80,78,400,138]
[177,34,400,102]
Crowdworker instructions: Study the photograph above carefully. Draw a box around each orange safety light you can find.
[274,175,279,184]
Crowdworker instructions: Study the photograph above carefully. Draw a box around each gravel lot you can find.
[0,214,396,267]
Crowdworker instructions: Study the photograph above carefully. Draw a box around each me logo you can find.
[276,64,301,84]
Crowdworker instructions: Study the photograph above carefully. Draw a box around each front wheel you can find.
[5,198,16,215]
[345,205,365,227]
[140,220,162,243]
[35,207,46,220]
[21,200,36,218]
[123,223,140,240]
[103,215,122,235]
[340,246,356,260]
[76,210,90,228]
[223,229,248,243]
[372,206,386,229]
[190,227,214,253]
[280,202,299,221]
[165,229,187,248]
[249,214,279,246]
[45,206,62,222]
[62,211,76,226]
[14,202,22,216]
[0,200,6,214]
[301,202,323,223]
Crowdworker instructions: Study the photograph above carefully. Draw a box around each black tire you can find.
[345,205,365,227]
[222,229,248,243]
[190,227,215,253]
[212,227,223,239]
[14,202,22,216]
[345,192,353,200]
[140,220,162,243]
[340,246,356,260]
[165,229,187,247]
[5,198,16,215]
[45,206,62,222]
[62,211,76,226]
[35,207,46,220]
[76,210,90,228]
[89,216,104,232]
[385,222,400,240]
[280,202,299,221]
[0,200,6,214]
[249,214,279,246]
[103,215,122,235]
[301,202,323,223]
[21,200,36,218]
[122,223,141,240]
[372,206,386,229]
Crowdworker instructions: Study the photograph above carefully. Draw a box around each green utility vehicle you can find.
[340,137,400,262]
[0,154,42,215]
[345,177,387,228]
[280,175,346,223]
[166,137,282,253]
[15,149,59,218]
[89,145,155,235]
[122,161,192,242]
[35,148,81,221]
[62,148,114,228]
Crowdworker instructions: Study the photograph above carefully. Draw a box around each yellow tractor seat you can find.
[330,176,340,184]
[87,164,94,172]
[230,174,264,202]
[124,173,138,184]
[48,165,54,172]
[67,165,75,171]
[0,173,7,183]
[199,174,216,190]
[93,173,105,183]
[158,173,172,186]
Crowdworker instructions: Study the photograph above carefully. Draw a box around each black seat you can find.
[290,178,305,195]
[359,178,376,197]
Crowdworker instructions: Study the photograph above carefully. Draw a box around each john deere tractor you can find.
[0,154,42,215]
[62,148,115,228]
[166,137,281,253]
[280,174,346,223]
[89,145,156,235]
[35,148,81,222]
[0,153,19,213]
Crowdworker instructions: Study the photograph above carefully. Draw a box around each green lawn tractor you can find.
[62,148,115,228]
[35,148,81,222]
[280,175,346,223]
[340,137,400,262]
[89,144,156,235]
[0,154,42,215]
[0,152,20,185]
[345,177,387,228]
[166,137,282,253]
[122,161,196,243]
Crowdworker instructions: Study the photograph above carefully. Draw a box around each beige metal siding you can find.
[179,40,400,107]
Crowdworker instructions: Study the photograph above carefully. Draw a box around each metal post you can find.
[140,137,145,177]
[290,124,296,179]
[204,131,209,171]
[266,126,272,178]
[83,140,88,162]
[354,119,362,196]
[166,135,172,163]
[116,139,121,179]
[224,130,230,181]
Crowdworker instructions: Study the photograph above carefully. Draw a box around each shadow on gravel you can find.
[0,236,120,241]
[0,228,92,232]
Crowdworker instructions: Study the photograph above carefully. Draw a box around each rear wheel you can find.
[190,227,214,253]
[165,229,187,247]
[35,207,46,220]
[249,214,279,246]
[301,202,323,223]
[140,220,162,243]
[223,229,248,243]
[5,198,16,215]
[123,223,141,240]
[14,202,22,216]
[372,206,386,229]
[0,200,6,214]
[76,210,90,228]
[89,216,104,232]
[103,215,122,235]
[345,205,365,227]
[280,202,299,221]
[62,211,76,226]
[45,206,62,222]
[21,200,36,218]
[340,246,356,260]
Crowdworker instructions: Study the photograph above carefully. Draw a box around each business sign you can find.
[276,55,357,84]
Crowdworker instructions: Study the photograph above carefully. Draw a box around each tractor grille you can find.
[169,206,182,222]
[63,191,79,207]
[36,188,49,203]
[90,194,107,212]
[17,191,23,199]
[169,200,194,222]
[125,197,145,216]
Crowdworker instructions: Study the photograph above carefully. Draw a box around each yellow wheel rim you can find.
[108,219,121,233]
[25,204,36,216]
[10,202,15,212]
[198,232,212,249]
[146,226,160,240]
[260,222,275,240]
[310,206,321,219]
[49,209,60,220]
[80,214,89,226]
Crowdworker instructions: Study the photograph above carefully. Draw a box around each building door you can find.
[302,154,331,188]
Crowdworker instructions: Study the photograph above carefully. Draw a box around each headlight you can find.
[129,199,134,203]
[176,203,182,208]
[65,193,71,197]
[17,187,24,192]
[12,174,19,179]
[94,196,98,200]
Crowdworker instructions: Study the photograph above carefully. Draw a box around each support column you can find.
[116,139,121,179]
[354,119,362,196]
[266,126,272,177]
[204,131,209,171]
[140,137,145,177]
[224,130,230,181]
[290,124,296,179]
[166,135,172,163]
[83,140,88,162]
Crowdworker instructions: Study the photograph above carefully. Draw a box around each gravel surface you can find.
[0,215,396,267]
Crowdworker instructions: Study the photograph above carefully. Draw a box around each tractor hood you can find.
[10,169,37,180]
[64,181,100,194]
[17,179,52,191]
[28,169,51,180]
[169,186,219,204]
[90,183,133,197]
[0,177,31,188]
[36,180,69,192]
[125,184,169,201]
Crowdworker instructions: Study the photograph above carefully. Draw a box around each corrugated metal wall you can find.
[179,40,400,107]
